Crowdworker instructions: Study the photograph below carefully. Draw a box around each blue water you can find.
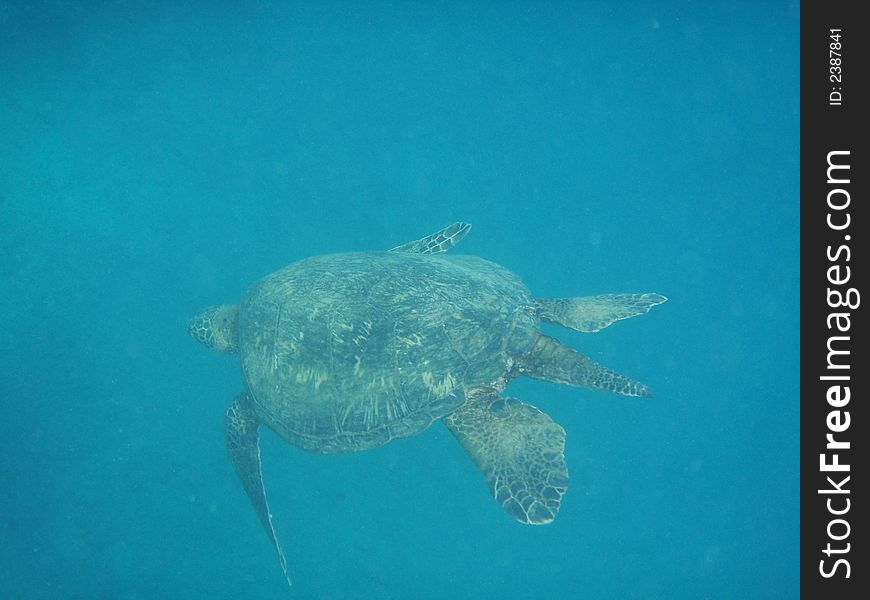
[1,2,799,598]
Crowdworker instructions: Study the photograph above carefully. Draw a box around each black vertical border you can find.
[801,1,866,597]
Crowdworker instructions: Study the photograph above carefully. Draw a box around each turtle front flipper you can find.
[444,392,568,524]
[534,293,666,333]
[519,333,654,397]
[225,393,291,587]
[388,221,471,254]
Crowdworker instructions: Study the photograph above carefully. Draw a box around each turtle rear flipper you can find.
[389,222,471,254]
[225,394,291,587]
[444,393,568,525]
[519,334,654,397]
[535,293,666,333]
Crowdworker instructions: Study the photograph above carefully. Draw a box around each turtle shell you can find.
[238,251,539,453]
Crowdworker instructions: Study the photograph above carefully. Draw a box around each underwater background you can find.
[1,2,799,599]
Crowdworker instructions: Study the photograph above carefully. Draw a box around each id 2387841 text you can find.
[829,29,843,106]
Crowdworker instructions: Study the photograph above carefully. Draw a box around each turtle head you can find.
[187,304,240,354]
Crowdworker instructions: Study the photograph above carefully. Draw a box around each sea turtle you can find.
[187,222,665,585]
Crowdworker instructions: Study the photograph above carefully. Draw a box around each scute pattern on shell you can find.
[238,252,539,453]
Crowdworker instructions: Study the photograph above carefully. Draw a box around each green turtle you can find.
[187,222,665,585]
